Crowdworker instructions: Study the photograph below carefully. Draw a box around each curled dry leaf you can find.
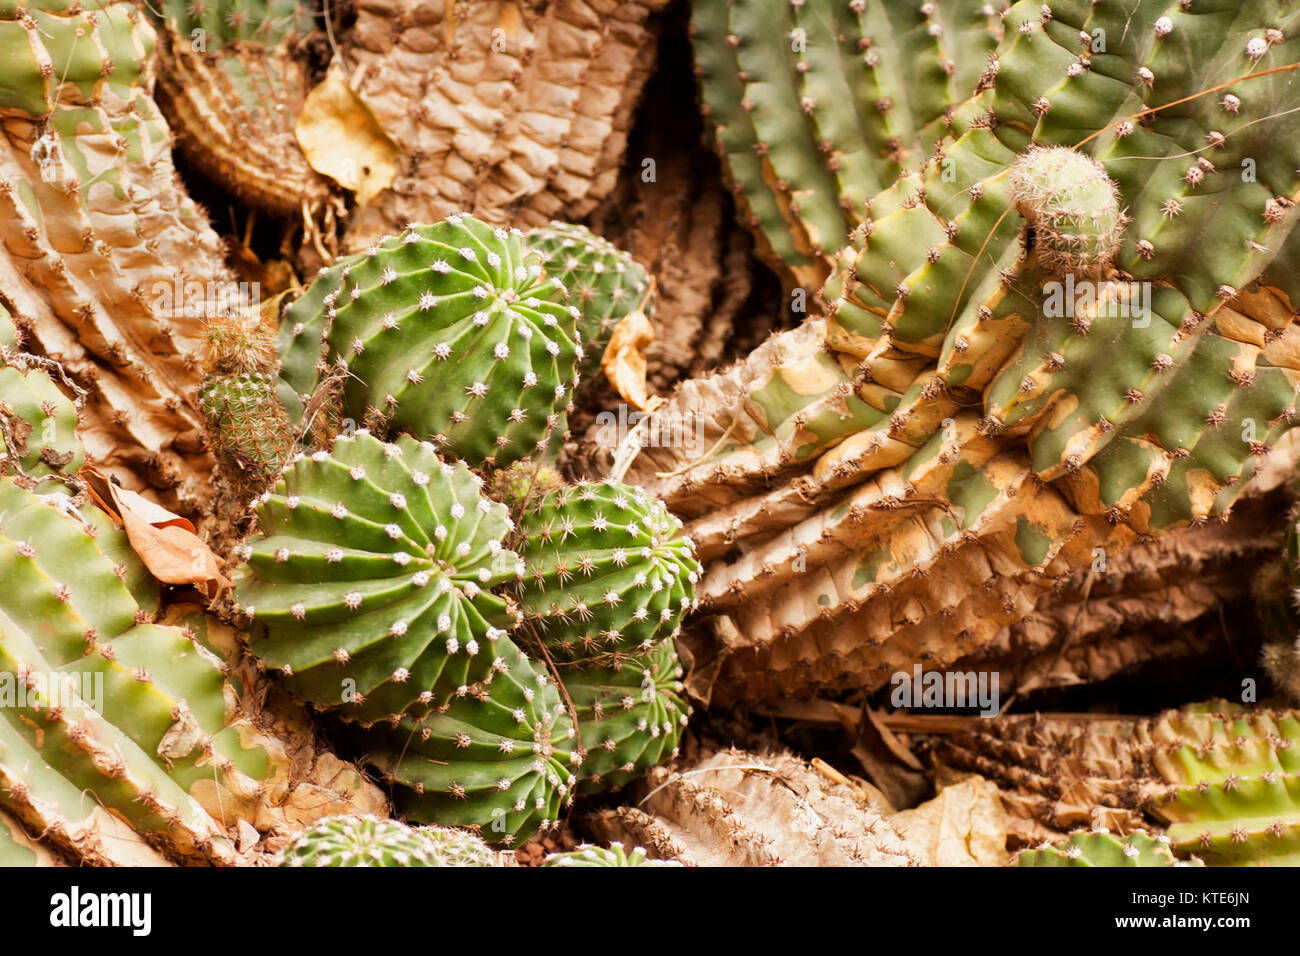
[600,307,658,411]
[81,466,229,596]
[295,67,399,208]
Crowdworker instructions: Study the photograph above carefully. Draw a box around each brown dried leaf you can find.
[82,466,228,595]
[296,68,398,208]
[601,308,658,411]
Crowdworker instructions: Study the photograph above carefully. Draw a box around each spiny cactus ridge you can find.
[544,842,682,867]
[275,814,496,867]
[1015,829,1194,867]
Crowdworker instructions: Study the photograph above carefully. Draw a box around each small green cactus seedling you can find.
[513,480,700,664]
[1015,830,1195,867]
[232,430,523,721]
[544,842,682,867]
[1008,146,1128,278]
[276,815,496,867]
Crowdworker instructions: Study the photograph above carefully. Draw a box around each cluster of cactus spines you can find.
[338,0,670,249]
[362,636,580,847]
[200,311,297,497]
[149,0,330,217]
[618,0,1300,705]
[275,815,496,867]
[513,479,700,665]
[232,430,522,722]
[277,215,582,469]
[1257,505,1300,703]
[691,0,1006,284]
[565,640,690,793]
[1015,829,1193,867]
[0,478,294,865]
[544,842,681,867]
[0,0,235,511]
[529,222,656,385]
[940,702,1300,866]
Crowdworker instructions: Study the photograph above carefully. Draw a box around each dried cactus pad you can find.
[544,842,682,867]
[1015,830,1193,867]
[233,430,523,721]
[276,815,495,867]
[513,480,700,663]
[277,215,581,469]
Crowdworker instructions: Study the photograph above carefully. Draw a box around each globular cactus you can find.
[940,702,1300,866]
[512,479,700,664]
[622,0,1300,705]
[544,842,681,867]
[276,215,581,469]
[361,636,580,847]
[0,478,296,865]
[232,430,522,722]
[275,814,496,867]
[529,222,656,385]
[565,639,690,793]
[149,0,331,217]
[338,0,671,250]
[585,748,919,866]
[0,0,235,512]
[1015,829,1194,867]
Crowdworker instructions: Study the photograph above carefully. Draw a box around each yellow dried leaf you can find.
[295,69,398,207]
[888,776,1008,867]
[601,309,657,411]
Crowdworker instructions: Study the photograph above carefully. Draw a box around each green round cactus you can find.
[513,480,700,664]
[277,215,582,469]
[567,639,690,793]
[544,842,682,867]
[276,815,496,867]
[1007,146,1128,278]
[363,637,581,847]
[232,430,524,721]
[529,222,653,381]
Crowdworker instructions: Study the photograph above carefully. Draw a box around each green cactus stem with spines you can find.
[276,215,582,469]
[0,362,82,480]
[0,478,287,864]
[544,842,682,867]
[199,373,296,495]
[275,814,496,867]
[1016,830,1194,867]
[565,639,690,793]
[362,637,580,847]
[529,222,655,385]
[233,430,523,721]
[513,479,701,664]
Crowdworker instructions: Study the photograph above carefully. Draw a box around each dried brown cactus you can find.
[583,748,919,866]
